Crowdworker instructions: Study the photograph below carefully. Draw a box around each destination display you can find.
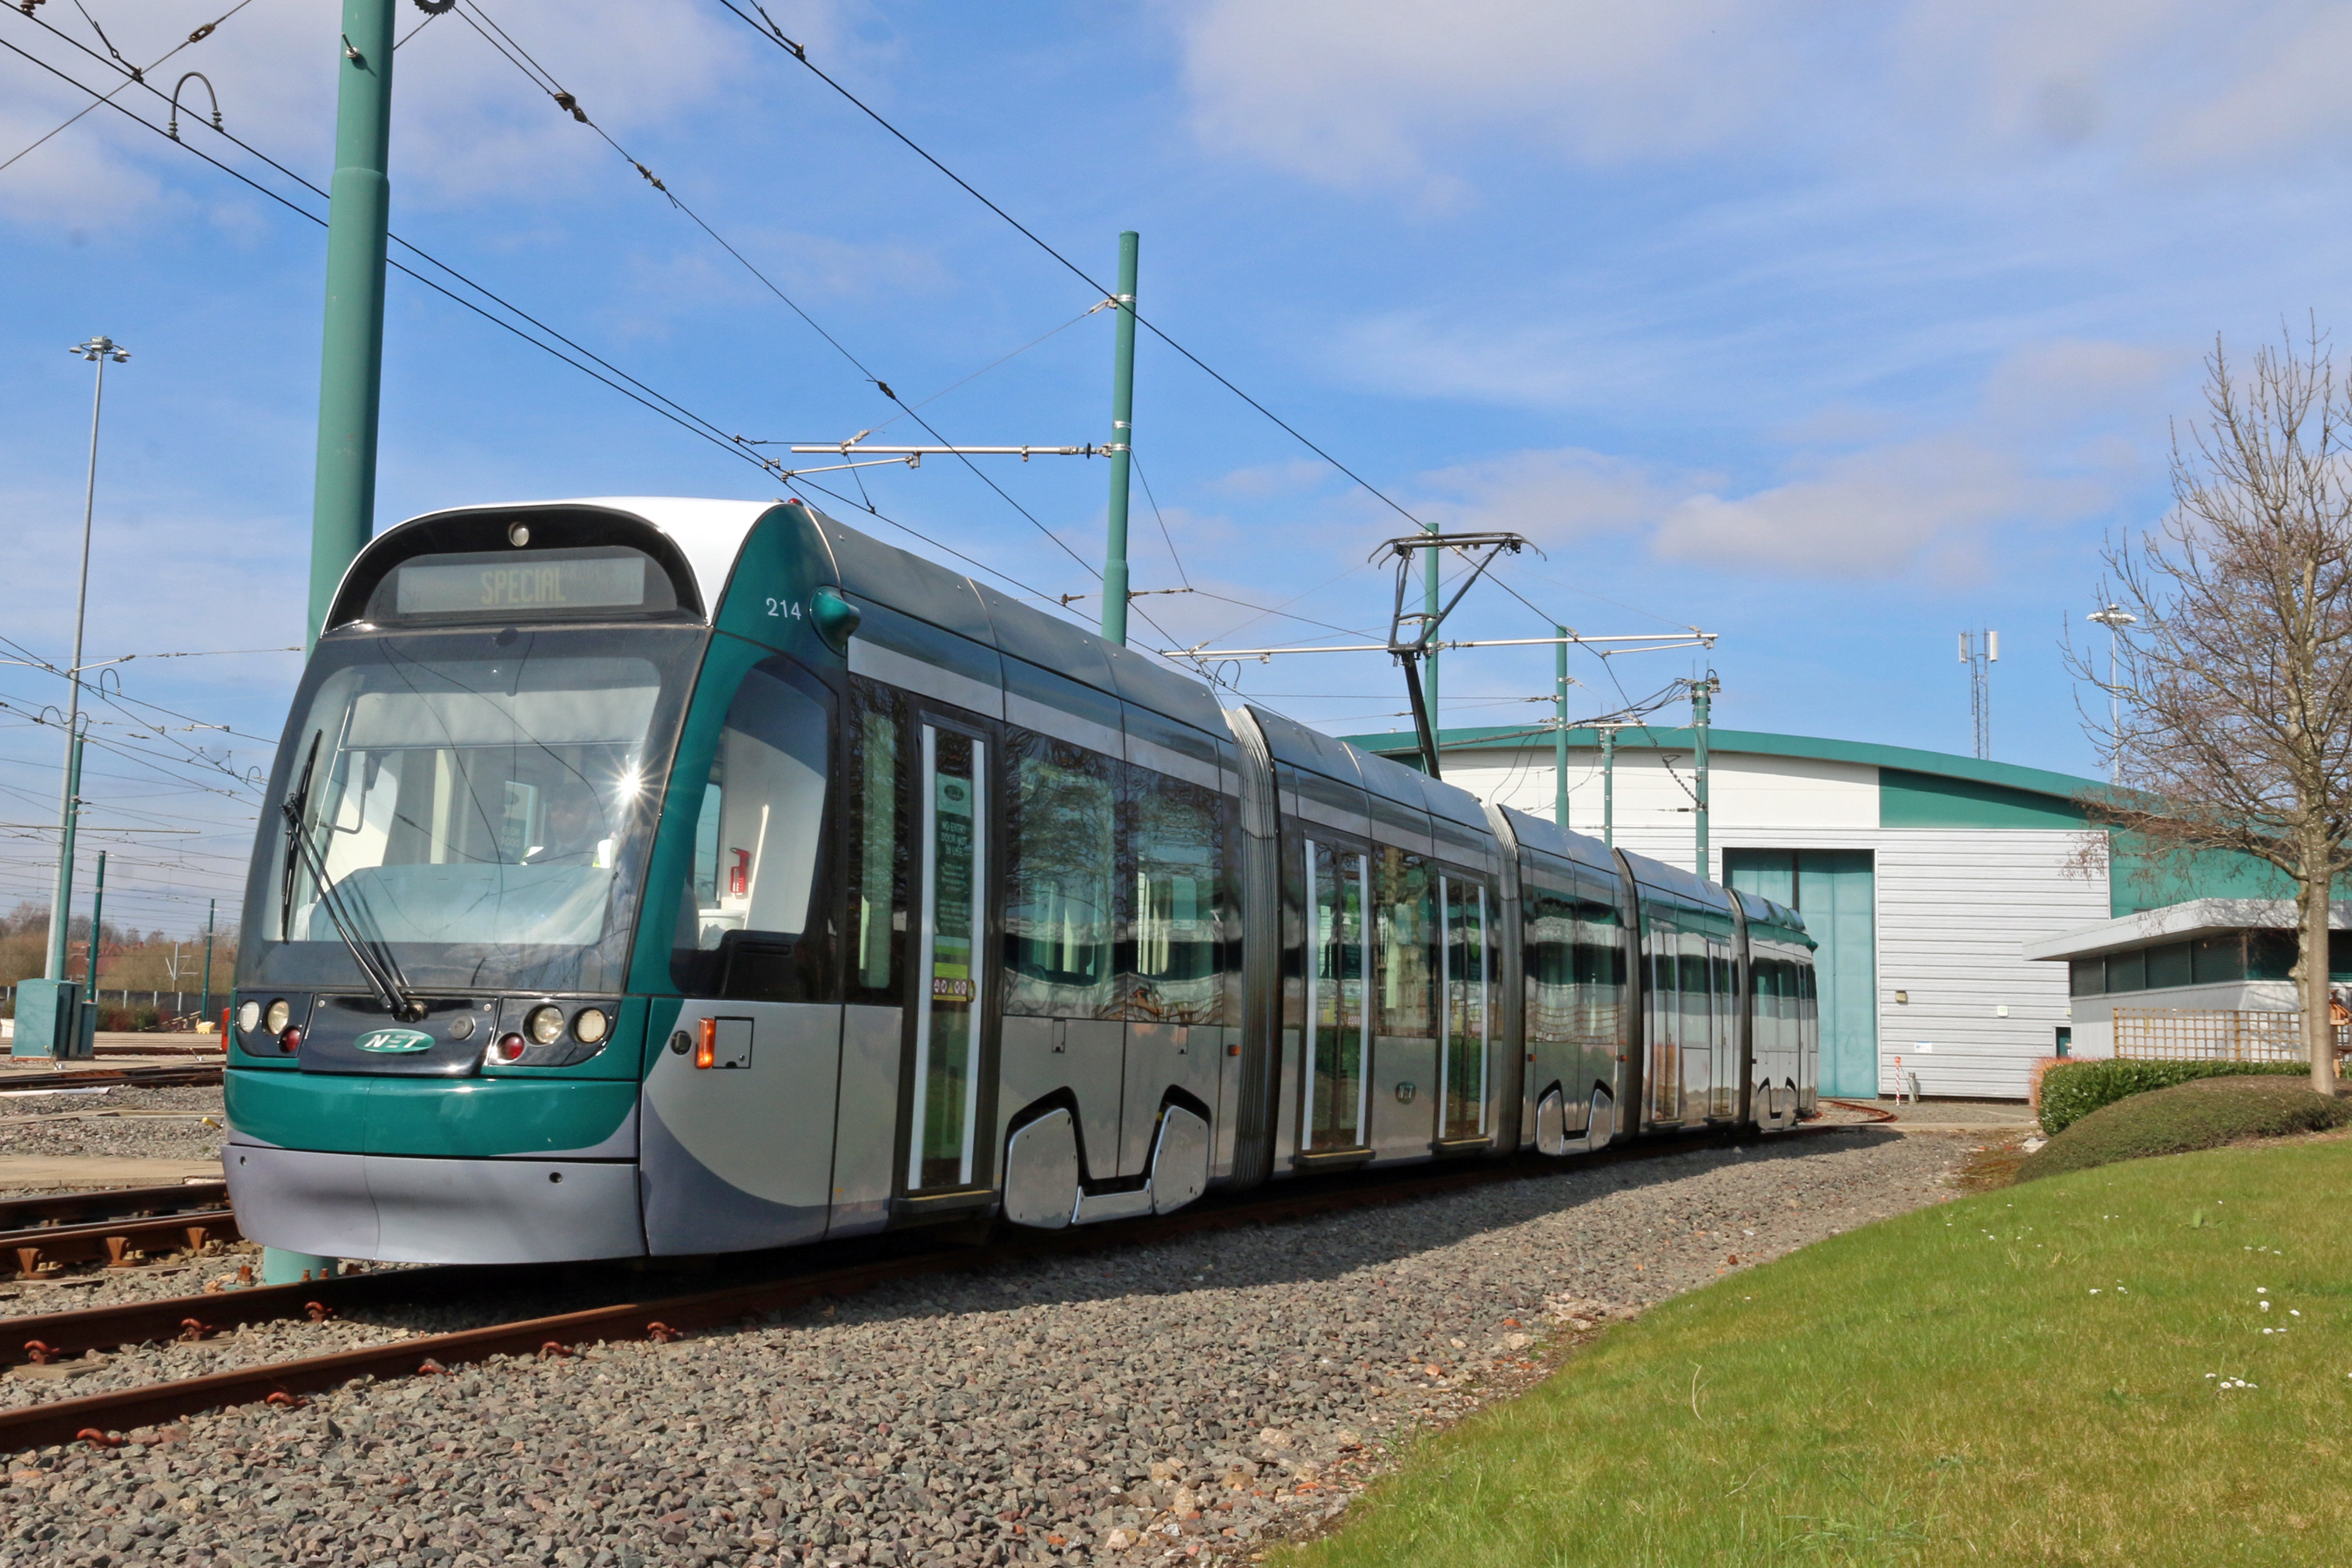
[393,552,651,614]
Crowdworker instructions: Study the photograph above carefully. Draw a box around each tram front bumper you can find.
[225,1140,645,1264]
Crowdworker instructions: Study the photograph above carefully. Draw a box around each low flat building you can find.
[2022,899,2352,1058]
[1341,723,2114,1100]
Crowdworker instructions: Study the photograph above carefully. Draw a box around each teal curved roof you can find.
[1337,722,2107,805]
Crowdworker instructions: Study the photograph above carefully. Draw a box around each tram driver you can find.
[522,779,617,871]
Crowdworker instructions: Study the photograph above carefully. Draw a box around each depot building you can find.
[1342,723,2126,1101]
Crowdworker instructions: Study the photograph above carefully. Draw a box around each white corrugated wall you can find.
[1436,748,2112,1100]
[1869,828,2110,1098]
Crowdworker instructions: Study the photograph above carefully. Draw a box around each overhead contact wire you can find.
[711,0,1433,532]
[0,31,1076,615]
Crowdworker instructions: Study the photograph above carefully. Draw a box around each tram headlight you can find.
[487,1032,527,1066]
[524,1004,565,1047]
[571,1006,610,1046]
[262,998,290,1036]
[237,1000,260,1035]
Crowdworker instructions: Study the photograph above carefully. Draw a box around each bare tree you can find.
[2074,327,2352,1094]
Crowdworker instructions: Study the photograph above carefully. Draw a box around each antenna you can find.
[1959,628,1996,759]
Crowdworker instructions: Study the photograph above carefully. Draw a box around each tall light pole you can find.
[2088,604,2136,784]
[48,335,127,981]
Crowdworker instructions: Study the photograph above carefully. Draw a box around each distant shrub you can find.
[2017,1076,2350,1181]
[2026,1056,2071,1109]
[2037,1058,2309,1135]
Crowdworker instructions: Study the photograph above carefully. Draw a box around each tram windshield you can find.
[242,625,704,994]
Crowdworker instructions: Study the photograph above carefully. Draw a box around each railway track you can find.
[0,1062,224,1092]
[0,1179,227,1233]
[0,1119,1879,1451]
[0,1181,237,1281]
[3,1207,240,1280]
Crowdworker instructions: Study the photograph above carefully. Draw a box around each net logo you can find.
[354,1028,437,1054]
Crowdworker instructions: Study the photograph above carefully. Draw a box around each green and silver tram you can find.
[224,498,1817,1264]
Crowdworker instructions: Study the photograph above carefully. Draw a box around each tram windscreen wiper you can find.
[280,733,427,1023]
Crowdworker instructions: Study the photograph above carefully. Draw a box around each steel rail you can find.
[0,1119,1876,1452]
[0,1180,226,1233]
[3,1208,239,1278]
[0,1064,223,1091]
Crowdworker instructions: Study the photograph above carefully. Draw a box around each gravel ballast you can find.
[0,1128,1967,1567]
[0,1086,227,1165]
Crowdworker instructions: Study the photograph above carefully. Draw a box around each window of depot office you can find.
[2068,930,2352,997]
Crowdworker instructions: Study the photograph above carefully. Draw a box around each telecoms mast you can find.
[1960,629,1998,760]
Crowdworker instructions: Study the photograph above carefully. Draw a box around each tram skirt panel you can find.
[225,1139,645,1264]
[639,1001,843,1256]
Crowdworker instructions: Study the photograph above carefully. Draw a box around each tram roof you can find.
[366,500,1787,925]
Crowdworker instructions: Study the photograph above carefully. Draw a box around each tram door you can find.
[1439,876,1490,1146]
[1303,841,1369,1153]
[908,723,989,1197]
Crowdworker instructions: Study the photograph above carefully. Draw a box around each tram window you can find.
[843,681,908,1001]
[1125,769,1223,1024]
[278,651,666,953]
[1572,882,1623,1051]
[1305,840,1369,1152]
[1374,846,1435,1037]
[1004,734,1117,1018]
[1645,910,1685,1119]
[1442,877,1489,1139]
[671,657,834,999]
[1524,886,1575,1050]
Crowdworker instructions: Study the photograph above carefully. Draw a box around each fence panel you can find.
[2109,1007,2326,1063]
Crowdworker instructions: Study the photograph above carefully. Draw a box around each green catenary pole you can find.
[1601,727,1616,849]
[85,851,106,998]
[308,0,396,648]
[1423,533,1440,742]
[44,732,84,981]
[199,896,217,1028]
[1692,678,1713,879]
[1553,626,1570,829]
[1098,231,1139,645]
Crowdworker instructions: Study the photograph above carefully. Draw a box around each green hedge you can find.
[2038,1058,2311,1135]
[2017,1076,2350,1181]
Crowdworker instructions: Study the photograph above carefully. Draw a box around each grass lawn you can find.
[1280,1135,2352,1567]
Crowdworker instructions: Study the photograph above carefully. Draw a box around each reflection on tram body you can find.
[222,499,1817,1266]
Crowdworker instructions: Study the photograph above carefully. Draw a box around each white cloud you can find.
[0,0,844,223]
[1653,433,2104,575]
[1179,0,1790,195]
[1401,336,2154,578]
[1173,0,2352,195]
[602,231,952,339]
[1411,447,1699,546]
[1209,458,1328,498]
[1979,337,2179,434]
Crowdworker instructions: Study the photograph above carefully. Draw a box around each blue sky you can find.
[5,0,2351,937]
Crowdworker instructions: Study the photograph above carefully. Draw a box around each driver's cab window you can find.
[672,656,835,999]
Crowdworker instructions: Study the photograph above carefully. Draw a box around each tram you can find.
[223,498,1818,1263]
